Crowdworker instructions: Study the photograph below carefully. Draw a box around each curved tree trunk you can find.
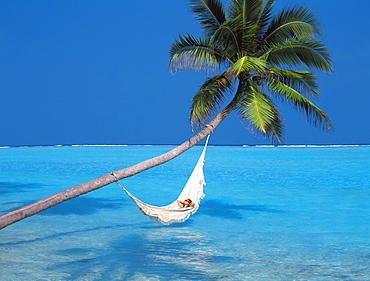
[0,93,241,230]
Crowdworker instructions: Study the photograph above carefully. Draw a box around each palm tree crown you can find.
[169,0,333,142]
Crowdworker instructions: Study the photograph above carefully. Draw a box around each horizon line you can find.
[1,143,370,149]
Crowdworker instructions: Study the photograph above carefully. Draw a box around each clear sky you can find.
[0,0,369,146]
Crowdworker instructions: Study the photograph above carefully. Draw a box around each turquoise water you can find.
[1,145,370,280]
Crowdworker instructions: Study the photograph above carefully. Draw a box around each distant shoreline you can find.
[1,144,370,149]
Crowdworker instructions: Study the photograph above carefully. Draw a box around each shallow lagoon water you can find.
[1,145,369,280]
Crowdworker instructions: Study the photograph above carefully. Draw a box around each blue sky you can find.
[0,0,369,146]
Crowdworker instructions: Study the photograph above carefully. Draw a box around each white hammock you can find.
[117,135,210,225]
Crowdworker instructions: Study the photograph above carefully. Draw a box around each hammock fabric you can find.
[117,135,209,225]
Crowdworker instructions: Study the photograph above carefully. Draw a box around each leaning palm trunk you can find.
[0,95,239,230]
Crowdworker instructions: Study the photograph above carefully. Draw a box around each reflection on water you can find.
[145,227,211,269]
[7,223,226,280]
[108,226,222,280]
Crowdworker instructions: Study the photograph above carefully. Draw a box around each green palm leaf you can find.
[267,78,332,129]
[229,56,267,76]
[237,79,283,142]
[168,34,222,72]
[228,0,268,55]
[229,0,264,23]
[264,21,315,46]
[257,0,275,34]
[265,5,321,44]
[264,37,333,72]
[212,20,241,60]
[258,66,319,97]
[190,73,234,129]
[190,0,226,35]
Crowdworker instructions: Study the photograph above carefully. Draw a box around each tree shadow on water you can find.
[1,196,129,216]
[199,199,285,220]
[40,196,127,216]
[48,226,233,280]
[0,223,142,248]
[0,181,43,195]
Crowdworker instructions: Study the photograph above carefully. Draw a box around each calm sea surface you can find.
[1,144,369,280]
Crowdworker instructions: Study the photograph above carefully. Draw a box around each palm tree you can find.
[0,0,332,229]
[169,0,333,142]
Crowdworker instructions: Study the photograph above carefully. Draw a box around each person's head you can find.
[184,199,192,204]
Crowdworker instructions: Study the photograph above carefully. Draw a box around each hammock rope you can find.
[113,135,210,225]
[112,173,128,192]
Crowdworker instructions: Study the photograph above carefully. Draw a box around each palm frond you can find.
[267,78,333,129]
[237,79,284,142]
[257,0,275,32]
[264,20,316,46]
[266,5,322,40]
[227,0,263,55]
[228,0,264,23]
[190,72,235,129]
[189,0,226,35]
[212,16,260,58]
[256,66,319,97]
[168,33,222,73]
[212,20,241,60]
[260,0,275,18]
[228,56,267,76]
[227,0,245,20]
[263,37,333,72]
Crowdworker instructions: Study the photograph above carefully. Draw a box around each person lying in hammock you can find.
[177,199,195,208]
